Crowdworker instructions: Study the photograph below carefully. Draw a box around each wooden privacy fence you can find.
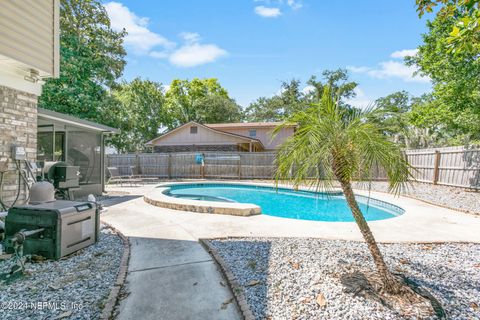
[107,146,480,189]
[107,152,276,179]
[405,146,480,189]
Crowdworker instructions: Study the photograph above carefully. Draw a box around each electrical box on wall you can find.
[12,146,26,160]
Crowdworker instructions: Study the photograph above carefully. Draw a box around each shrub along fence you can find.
[107,146,480,189]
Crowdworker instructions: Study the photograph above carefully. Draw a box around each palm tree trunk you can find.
[339,179,402,294]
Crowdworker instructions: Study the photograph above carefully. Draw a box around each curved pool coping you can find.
[144,181,404,218]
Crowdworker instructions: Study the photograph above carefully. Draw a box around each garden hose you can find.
[0,161,31,210]
[0,171,6,211]
[0,170,21,210]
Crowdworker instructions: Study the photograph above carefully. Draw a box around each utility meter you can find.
[12,146,26,161]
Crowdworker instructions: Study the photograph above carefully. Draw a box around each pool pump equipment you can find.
[4,199,100,260]
[3,172,99,261]
[41,161,80,200]
[0,146,99,285]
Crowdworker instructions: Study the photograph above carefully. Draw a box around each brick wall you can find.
[0,85,37,207]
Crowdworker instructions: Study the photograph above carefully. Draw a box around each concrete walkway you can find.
[103,187,242,320]
[101,182,480,319]
[115,236,241,320]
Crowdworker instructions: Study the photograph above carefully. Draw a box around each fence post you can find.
[433,150,441,185]
[238,154,241,179]
[168,154,172,179]
[135,153,140,176]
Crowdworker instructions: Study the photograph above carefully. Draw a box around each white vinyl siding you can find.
[0,0,59,77]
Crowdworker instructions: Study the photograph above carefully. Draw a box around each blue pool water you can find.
[164,184,403,222]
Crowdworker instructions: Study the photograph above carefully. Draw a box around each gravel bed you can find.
[353,181,480,214]
[210,238,480,320]
[0,225,124,320]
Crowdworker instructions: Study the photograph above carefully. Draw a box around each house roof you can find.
[206,122,295,129]
[146,121,265,148]
[38,108,119,133]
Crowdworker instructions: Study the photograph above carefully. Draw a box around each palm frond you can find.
[274,85,412,195]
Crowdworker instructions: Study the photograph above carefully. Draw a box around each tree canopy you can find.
[415,0,480,54]
[164,78,242,128]
[408,3,480,143]
[39,0,126,127]
[244,69,359,122]
[109,78,166,153]
[37,0,478,153]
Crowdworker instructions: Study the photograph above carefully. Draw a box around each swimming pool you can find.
[163,183,404,222]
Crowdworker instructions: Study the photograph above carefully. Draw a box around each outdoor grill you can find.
[5,200,99,260]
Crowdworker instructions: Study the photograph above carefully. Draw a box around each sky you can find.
[103,0,432,109]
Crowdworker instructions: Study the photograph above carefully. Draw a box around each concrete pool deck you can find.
[101,181,480,319]
[104,181,480,243]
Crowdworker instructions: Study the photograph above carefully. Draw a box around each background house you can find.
[146,121,295,153]
[206,122,296,150]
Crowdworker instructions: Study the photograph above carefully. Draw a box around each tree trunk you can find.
[339,179,403,294]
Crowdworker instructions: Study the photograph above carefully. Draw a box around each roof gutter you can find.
[38,108,119,133]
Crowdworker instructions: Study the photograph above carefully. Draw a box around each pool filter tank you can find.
[29,181,55,203]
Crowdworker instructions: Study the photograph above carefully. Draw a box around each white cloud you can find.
[254,6,282,17]
[347,49,430,83]
[169,34,227,67]
[390,49,418,59]
[180,32,201,44]
[367,61,429,83]
[104,2,175,54]
[104,2,226,68]
[149,51,169,59]
[345,87,373,109]
[346,66,371,73]
[302,85,315,95]
[287,0,303,10]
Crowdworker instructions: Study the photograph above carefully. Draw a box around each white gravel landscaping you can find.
[0,225,124,320]
[210,238,480,320]
[353,181,480,215]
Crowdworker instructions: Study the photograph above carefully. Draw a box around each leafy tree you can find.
[304,69,358,104]
[372,92,447,148]
[415,0,480,54]
[109,78,166,153]
[371,91,412,145]
[244,79,304,122]
[164,78,240,127]
[193,95,243,124]
[244,69,359,122]
[274,86,411,293]
[407,10,480,142]
[39,0,126,127]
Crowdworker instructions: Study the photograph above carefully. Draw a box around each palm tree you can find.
[274,86,411,294]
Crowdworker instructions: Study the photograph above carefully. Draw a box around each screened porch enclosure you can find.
[37,108,118,197]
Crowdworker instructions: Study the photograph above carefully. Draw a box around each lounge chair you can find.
[107,166,142,186]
